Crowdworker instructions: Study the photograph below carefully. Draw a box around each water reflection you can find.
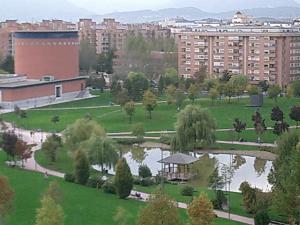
[93,147,273,192]
[254,157,267,176]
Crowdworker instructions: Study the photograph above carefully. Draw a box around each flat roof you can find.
[14,31,78,39]
[0,76,87,89]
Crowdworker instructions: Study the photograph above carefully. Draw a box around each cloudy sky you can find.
[69,0,300,14]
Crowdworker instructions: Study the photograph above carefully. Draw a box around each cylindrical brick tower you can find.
[14,31,79,80]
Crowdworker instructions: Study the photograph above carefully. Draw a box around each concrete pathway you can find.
[129,191,254,225]
[5,124,255,225]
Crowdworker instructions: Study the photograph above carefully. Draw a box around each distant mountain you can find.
[93,7,211,24]
[94,7,300,23]
[0,0,92,22]
[170,0,300,13]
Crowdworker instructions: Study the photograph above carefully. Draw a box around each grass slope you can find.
[0,151,245,225]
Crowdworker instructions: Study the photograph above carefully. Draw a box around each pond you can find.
[92,147,273,193]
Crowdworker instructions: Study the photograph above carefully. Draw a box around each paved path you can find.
[108,135,277,148]
[6,124,254,225]
[129,191,254,225]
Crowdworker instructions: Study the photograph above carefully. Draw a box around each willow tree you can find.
[63,118,105,151]
[84,135,119,172]
[172,105,216,152]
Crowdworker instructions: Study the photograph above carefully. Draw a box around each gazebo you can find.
[158,153,199,181]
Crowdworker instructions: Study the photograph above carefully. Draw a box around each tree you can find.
[63,118,105,151]
[290,106,300,128]
[124,72,149,101]
[254,209,270,225]
[194,65,207,85]
[208,166,225,190]
[208,88,219,104]
[187,193,215,225]
[271,106,289,135]
[115,88,129,108]
[124,101,135,123]
[51,115,60,131]
[163,68,178,87]
[173,105,216,152]
[268,85,281,102]
[158,75,165,95]
[42,134,62,162]
[138,189,181,225]
[258,80,269,93]
[219,70,231,83]
[174,89,186,110]
[230,75,248,99]
[224,81,236,103]
[165,85,176,104]
[142,90,157,119]
[268,131,300,223]
[252,111,267,141]
[1,55,14,74]
[1,131,18,160]
[286,84,294,98]
[239,182,257,213]
[290,80,300,97]
[138,165,152,178]
[114,158,133,199]
[188,84,198,103]
[233,118,246,140]
[35,195,64,225]
[85,135,118,172]
[15,139,32,166]
[203,79,218,91]
[0,175,14,220]
[96,50,115,74]
[131,123,145,139]
[79,39,96,72]
[247,85,260,95]
[44,181,63,204]
[74,150,90,185]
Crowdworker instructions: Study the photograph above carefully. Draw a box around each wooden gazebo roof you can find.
[158,153,198,165]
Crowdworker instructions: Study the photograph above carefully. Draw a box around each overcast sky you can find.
[69,0,300,14]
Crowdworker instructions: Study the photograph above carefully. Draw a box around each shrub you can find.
[64,173,75,183]
[254,209,270,225]
[159,134,172,145]
[181,185,194,196]
[212,190,227,210]
[115,138,144,145]
[133,176,141,185]
[132,123,145,138]
[155,175,167,184]
[86,175,104,188]
[138,165,152,178]
[102,181,116,194]
[140,177,155,187]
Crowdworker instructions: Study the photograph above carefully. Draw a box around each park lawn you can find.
[2,96,299,133]
[0,151,245,225]
[42,91,113,108]
[134,183,250,218]
[216,129,278,143]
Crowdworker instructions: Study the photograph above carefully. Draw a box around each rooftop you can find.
[158,153,198,165]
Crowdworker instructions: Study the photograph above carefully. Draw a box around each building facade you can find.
[0,31,87,109]
[177,26,300,86]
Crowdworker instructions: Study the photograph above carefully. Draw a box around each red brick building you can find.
[0,31,87,109]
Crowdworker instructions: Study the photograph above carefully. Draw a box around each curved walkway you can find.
[6,124,258,224]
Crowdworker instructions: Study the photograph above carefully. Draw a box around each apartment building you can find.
[78,19,97,47]
[0,20,76,60]
[177,26,300,86]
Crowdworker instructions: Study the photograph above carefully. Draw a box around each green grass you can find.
[3,96,299,135]
[134,183,250,218]
[0,151,245,225]
[35,146,249,218]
